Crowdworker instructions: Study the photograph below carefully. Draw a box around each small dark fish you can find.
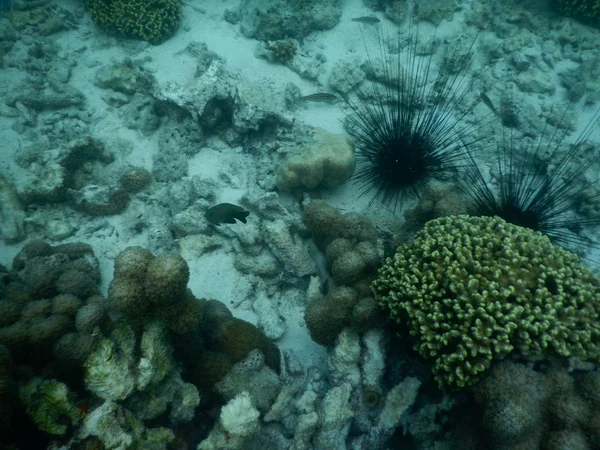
[352,16,380,24]
[300,93,338,103]
[480,92,498,116]
[205,203,250,226]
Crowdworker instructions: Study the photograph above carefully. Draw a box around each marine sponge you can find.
[85,0,181,44]
[373,214,600,390]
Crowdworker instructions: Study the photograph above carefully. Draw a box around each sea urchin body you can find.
[340,23,485,209]
[462,105,600,251]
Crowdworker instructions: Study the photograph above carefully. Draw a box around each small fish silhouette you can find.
[205,203,250,226]
[352,16,380,24]
[300,93,338,103]
[480,92,499,116]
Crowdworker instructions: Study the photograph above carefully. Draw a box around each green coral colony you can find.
[85,0,181,44]
[372,215,600,390]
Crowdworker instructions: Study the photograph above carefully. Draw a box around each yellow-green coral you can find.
[85,0,181,44]
[373,215,600,390]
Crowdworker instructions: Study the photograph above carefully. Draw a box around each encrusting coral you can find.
[373,214,600,390]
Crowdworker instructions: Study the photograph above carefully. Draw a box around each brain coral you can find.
[372,214,600,390]
[85,0,181,44]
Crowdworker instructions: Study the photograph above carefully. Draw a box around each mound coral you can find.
[455,360,600,449]
[373,214,600,390]
[85,0,181,44]
[0,241,101,367]
[276,129,356,193]
[108,247,199,334]
[302,201,385,345]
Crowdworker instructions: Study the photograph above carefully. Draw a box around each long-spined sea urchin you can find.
[339,22,487,209]
[462,104,600,251]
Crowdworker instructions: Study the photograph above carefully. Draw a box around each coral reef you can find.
[403,184,473,235]
[94,59,156,96]
[84,320,200,423]
[78,400,176,449]
[438,360,600,450]
[156,58,293,137]
[215,349,281,413]
[10,137,133,217]
[84,0,181,44]
[302,200,378,251]
[302,201,385,345]
[373,214,600,390]
[108,247,200,334]
[108,245,281,387]
[13,137,113,205]
[19,377,83,435]
[238,0,341,41]
[0,241,107,447]
[198,392,260,450]
[0,240,290,449]
[260,327,420,449]
[305,285,384,346]
[0,240,101,367]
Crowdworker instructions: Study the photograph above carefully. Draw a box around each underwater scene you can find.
[2,0,600,449]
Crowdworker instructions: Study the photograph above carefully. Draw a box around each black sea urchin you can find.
[462,105,600,250]
[340,23,485,209]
